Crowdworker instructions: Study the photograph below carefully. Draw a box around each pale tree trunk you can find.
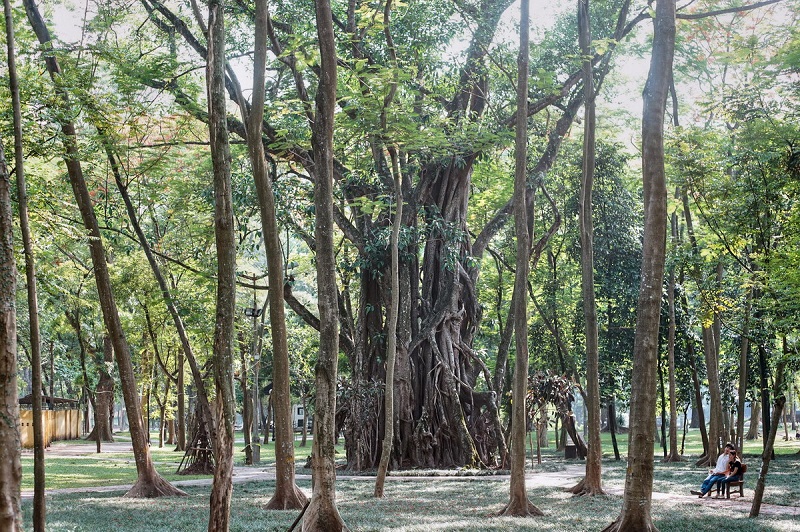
[375,0,402,498]
[24,0,184,498]
[4,4,42,526]
[177,352,186,451]
[665,213,680,462]
[206,0,237,528]
[603,0,674,530]
[750,359,786,517]
[497,0,542,517]
[302,0,346,529]
[571,0,605,496]
[0,132,23,532]
[238,0,305,508]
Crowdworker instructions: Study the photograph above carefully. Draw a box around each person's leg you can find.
[702,474,724,496]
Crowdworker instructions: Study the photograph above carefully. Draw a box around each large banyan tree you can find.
[123,0,637,470]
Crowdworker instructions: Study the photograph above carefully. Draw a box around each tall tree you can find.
[206,0,237,528]
[571,0,605,496]
[23,0,185,498]
[236,0,306,508]
[4,0,44,526]
[301,0,345,528]
[0,135,23,532]
[603,0,675,529]
[496,0,542,518]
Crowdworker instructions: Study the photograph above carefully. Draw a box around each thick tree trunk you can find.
[24,0,184,498]
[302,1,345,529]
[4,6,43,526]
[603,1,674,530]
[86,337,115,443]
[206,0,238,528]
[0,131,23,532]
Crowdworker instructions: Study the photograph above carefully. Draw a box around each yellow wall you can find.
[19,409,82,448]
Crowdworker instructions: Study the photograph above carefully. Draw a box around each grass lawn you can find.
[20,428,800,530]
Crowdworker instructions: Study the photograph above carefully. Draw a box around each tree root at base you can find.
[124,475,187,498]
[493,498,544,517]
[265,484,308,510]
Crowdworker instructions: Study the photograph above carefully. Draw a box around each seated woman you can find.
[713,449,744,497]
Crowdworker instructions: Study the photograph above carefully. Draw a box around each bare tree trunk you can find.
[4,6,42,526]
[23,0,184,498]
[737,289,751,452]
[86,337,115,443]
[750,359,786,517]
[571,0,605,496]
[603,0,674,529]
[177,352,186,451]
[375,0,402,498]
[746,400,760,440]
[206,0,237,528]
[233,0,306,508]
[497,0,542,517]
[665,213,680,462]
[0,130,23,532]
[301,1,346,529]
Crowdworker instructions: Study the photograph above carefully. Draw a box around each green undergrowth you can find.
[22,475,800,531]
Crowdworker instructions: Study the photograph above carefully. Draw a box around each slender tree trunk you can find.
[665,213,680,462]
[571,0,605,496]
[24,0,184,498]
[608,400,620,461]
[750,359,786,517]
[301,1,345,529]
[236,0,305,508]
[4,5,43,526]
[177,352,186,451]
[603,1,674,529]
[497,0,542,517]
[375,0,402,498]
[737,289,751,452]
[0,131,23,532]
[746,400,760,440]
[206,0,238,528]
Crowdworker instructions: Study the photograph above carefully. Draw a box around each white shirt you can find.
[712,453,730,474]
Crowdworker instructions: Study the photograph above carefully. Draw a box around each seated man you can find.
[714,449,744,496]
[690,443,734,497]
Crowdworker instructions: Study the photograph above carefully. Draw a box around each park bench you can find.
[716,463,748,498]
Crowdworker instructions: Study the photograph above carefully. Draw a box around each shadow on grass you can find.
[22,475,800,532]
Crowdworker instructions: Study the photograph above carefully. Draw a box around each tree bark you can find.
[86,337,115,443]
[749,360,786,517]
[0,130,23,532]
[301,0,346,529]
[664,213,680,462]
[24,0,184,498]
[571,0,605,496]
[496,0,542,517]
[239,0,305,508]
[375,0,402,498]
[736,289,752,452]
[206,0,237,528]
[603,0,674,529]
[4,3,43,525]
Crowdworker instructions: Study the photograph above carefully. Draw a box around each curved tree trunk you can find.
[603,0,674,529]
[750,360,786,517]
[24,0,184,499]
[240,0,305,507]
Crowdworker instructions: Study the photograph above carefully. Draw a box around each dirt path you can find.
[22,446,799,518]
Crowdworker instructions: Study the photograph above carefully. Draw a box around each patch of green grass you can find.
[22,476,800,531]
